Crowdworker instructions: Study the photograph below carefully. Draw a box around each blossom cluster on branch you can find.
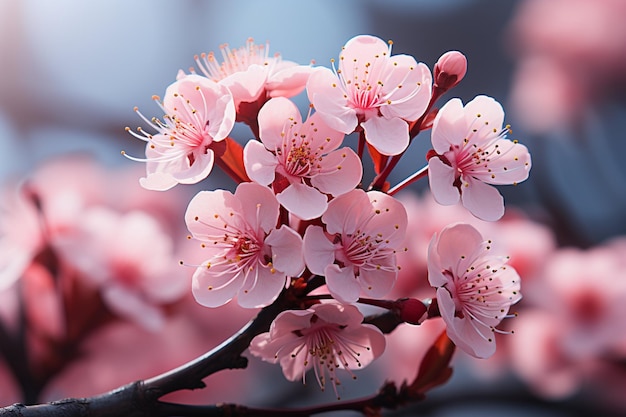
[124,34,530,397]
[0,34,532,416]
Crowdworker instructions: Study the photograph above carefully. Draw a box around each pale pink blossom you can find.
[427,95,531,221]
[428,223,522,358]
[307,35,432,156]
[244,97,361,220]
[185,182,304,308]
[55,207,187,331]
[249,303,385,398]
[192,38,313,107]
[125,74,236,191]
[303,189,407,303]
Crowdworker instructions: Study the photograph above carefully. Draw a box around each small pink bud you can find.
[395,298,428,325]
[434,51,467,91]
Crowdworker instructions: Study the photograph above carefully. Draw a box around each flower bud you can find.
[395,298,428,325]
[434,51,467,91]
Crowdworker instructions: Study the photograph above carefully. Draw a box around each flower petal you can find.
[265,225,305,276]
[302,225,336,276]
[431,98,467,154]
[460,176,505,221]
[276,182,328,221]
[244,140,278,186]
[361,116,409,156]
[428,157,460,206]
[325,263,362,303]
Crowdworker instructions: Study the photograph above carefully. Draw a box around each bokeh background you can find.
[1,0,625,416]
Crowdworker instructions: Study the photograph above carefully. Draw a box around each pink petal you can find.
[234,183,280,233]
[431,98,467,154]
[265,225,305,276]
[431,223,484,271]
[474,141,532,185]
[243,140,278,186]
[185,190,243,238]
[172,150,215,184]
[379,60,432,121]
[464,95,505,139]
[307,68,357,134]
[276,182,328,221]
[362,191,408,247]
[359,267,397,299]
[206,92,237,141]
[321,189,367,235]
[259,97,301,150]
[238,266,286,308]
[313,303,362,327]
[310,147,362,196]
[191,263,242,308]
[303,112,345,154]
[427,157,460,205]
[140,171,178,191]
[460,176,505,221]
[339,35,389,82]
[302,225,336,276]
[325,264,361,303]
[267,63,313,98]
[220,64,267,103]
[361,116,409,156]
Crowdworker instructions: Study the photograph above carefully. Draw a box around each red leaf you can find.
[409,330,456,396]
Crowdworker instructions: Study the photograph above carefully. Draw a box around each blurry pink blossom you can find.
[249,302,385,398]
[428,223,522,358]
[427,95,531,221]
[507,0,626,132]
[125,74,236,191]
[307,35,432,156]
[192,38,313,108]
[185,182,304,308]
[55,207,187,331]
[303,189,407,303]
[244,97,361,220]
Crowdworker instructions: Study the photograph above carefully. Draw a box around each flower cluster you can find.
[125,35,530,395]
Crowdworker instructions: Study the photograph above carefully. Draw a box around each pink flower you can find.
[244,97,362,220]
[428,223,522,358]
[125,74,236,191]
[427,95,531,221]
[185,182,304,308]
[303,189,407,303]
[249,303,385,398]
[307,35,432,156]
[55,207,187,331]
[192,38,313,107]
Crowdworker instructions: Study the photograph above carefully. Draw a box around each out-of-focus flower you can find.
[307,35,432,156]
[55,207,187,331]
[125,74,235,191]
[244,97,361,220]
[249,302,385,399]
[507,0,626,133]
[303,189,407,303]
[428,223,522,358]
[185,182,304,308]
[427,95,531,221]
[192,38,313,109]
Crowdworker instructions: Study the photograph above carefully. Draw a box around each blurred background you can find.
[1,0,625,416]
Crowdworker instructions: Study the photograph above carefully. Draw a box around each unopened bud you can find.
[434,51,467,91]
[395,298,428,325]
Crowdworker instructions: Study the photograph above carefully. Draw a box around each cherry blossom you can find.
[303,189,407,303]
[307,35,432,156]
[192,38,313,108]
[428,223,521,358]
[125,74,236,191]
[244,97,362,220]
[249,303,385,399]
[427,95,531,221]
[185,182,304,308]
[55,207,187,331]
